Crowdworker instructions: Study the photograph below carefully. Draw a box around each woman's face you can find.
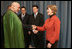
[47,8,53,16]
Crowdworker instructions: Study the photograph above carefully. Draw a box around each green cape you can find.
[3,10,25,48]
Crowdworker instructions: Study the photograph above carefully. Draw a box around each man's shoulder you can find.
[7,10,17,16]
[18,14,21,17]
[37,13,44,17]
[38,13,43,15]
[30,13,34,17]
[31,13,34,15]
[37,13,44,18]
[3,10,12,17]
[26,13,30,16]
[7,10,13,13]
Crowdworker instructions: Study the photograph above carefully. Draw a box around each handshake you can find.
[32,25,37,30]
[31,25,38,34]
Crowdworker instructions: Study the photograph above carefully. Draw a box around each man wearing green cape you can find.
[3,2,25,48]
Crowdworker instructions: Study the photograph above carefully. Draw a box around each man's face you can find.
[21,8,26,14]
[47,8,53,16]
[11,2,20,13]
[13,3,20,13]
[33,7,38,14]
[16,4,20,13]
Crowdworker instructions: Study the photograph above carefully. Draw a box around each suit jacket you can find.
[18,13,32,30]
[18,13,31,47]
[28,12,45,48]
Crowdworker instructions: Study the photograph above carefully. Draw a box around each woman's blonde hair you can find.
[47,5,57,14]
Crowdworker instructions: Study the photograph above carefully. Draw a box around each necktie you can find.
[34,14,36,19]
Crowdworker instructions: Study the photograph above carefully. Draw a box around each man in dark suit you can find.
[28,5,45,48]
[18,6,31,48]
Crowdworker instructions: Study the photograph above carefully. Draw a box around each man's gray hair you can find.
[11,2,20,6]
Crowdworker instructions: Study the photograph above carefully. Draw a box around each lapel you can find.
[19,14,22,21]
[35,13,39,21]
[33,14,35,20]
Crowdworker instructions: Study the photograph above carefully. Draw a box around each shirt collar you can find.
[22,13,25,16]
[34,12,38,16]
[21,14,25,18]
[36,12,38,16]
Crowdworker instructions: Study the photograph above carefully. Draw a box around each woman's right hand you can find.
[47,43,52,48]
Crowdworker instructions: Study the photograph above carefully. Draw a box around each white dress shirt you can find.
[21,14,25,20]
[34,12,38,19]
